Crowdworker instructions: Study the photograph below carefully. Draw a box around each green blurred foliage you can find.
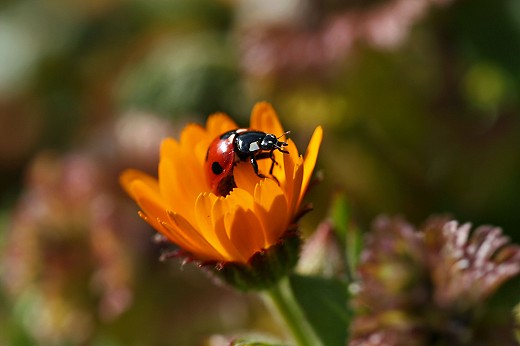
[1,0,519,344]
[290,274,350,345]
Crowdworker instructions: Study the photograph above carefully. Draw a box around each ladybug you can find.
[205,129,289,196]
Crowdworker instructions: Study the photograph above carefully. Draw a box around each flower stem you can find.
[263,277,323,346]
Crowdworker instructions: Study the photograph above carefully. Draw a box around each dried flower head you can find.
[424,220,520,309]
[351,216,520,346]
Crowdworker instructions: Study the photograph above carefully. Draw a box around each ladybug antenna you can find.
[274,131,290,153]
[277,131,290,149]
[277,131,290,140]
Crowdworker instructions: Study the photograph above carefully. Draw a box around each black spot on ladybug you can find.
[211,162,224,175]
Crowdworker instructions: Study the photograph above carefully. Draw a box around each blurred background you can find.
[1,0,519,344]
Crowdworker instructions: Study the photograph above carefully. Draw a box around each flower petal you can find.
[254,179,289,246]
[212,196,248,263]
[233,161,261,196]
[195,193,244,261]
[160,141,207,221]
[160,137,179,161]
[225,206,265,261]
[158,157,195,222]
[158,220,210,259]
[130,180,195,251]
[180,124,209,165]
[269,138,299,187]
[180,123,206,148]
[285,138,300,158]
[130,180,166,221]
[225,187,255,211]
[206,113,238,138]
[250,102,285,136]
[283,154,304,218]
[167,210,226,261]
[300,126,323,203]
[158,158,177,208]
[120,169,159,201]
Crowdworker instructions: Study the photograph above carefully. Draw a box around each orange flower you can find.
[120,102,322,265]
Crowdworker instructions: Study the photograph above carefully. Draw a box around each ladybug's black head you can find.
[260,133,289,153]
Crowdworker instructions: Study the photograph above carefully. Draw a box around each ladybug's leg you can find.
[251,152,279,175]
[250,153,281,184]
[252,153,273,175]
[268,151,277,175]
[255,151,280,184]
[250,156,266,178]
[250,155,280,184]
[267,152,282,185]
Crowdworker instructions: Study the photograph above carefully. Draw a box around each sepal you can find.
[207,230,301,291]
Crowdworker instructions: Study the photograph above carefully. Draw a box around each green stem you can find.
[263,277,323,346]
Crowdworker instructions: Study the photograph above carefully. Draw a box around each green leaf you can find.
[329,192,363,281]
[515,302,520,344]
[329,193,350,244]
[289,274,351,346]
[231,338,286,346]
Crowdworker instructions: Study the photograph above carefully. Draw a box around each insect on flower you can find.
[205,129,290,196]
[120,102,322,269]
